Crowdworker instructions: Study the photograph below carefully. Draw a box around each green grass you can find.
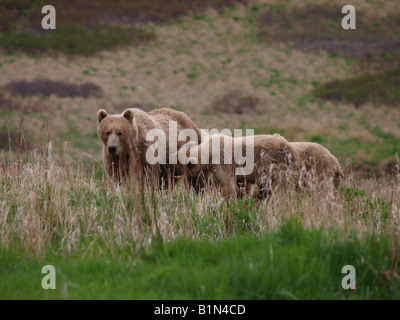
[312,68,400,107]
[307,134,400,164]
[1,220,398,299]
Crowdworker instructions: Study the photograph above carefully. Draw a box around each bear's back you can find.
[149,108,201,142]
[291,142,343,179]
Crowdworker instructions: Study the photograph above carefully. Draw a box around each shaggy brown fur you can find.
[174,133,300,197]
[291,142,344,189]
[97,107,201,187]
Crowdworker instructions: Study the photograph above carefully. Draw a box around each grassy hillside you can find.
[0,0,399,168]
[0,0,399,299]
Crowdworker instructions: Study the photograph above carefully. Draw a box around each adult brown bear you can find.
[97,107,201,188]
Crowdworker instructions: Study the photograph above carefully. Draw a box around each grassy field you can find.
[1,221,399,299]
[0,143,399,299]
[0,0,399,299]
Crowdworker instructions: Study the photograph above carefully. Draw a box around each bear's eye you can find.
[117,131,123,136]
[105,131,111,136]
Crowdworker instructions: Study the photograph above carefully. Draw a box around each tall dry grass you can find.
[0,120,399,259]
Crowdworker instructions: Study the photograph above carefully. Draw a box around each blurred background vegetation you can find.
[0,0,246,54]
[0,0,399,176]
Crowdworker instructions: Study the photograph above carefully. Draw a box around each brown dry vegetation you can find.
[0,136,399,257]
[257,0,400,70]
[0,118,397,258]
[0,92,49,114]
[210,90,260,115]
[111,101,157,113]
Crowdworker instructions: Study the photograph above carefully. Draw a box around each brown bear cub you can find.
[291,142,344,190]
[174,133,300,198]
[97,107,201,188]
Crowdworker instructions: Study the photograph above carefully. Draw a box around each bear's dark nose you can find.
[108,146,117,156]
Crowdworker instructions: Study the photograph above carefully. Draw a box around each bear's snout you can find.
[108,146,117,156]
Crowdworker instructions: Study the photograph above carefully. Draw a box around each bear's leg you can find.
[103,150,120,185]
[213,169,237,198]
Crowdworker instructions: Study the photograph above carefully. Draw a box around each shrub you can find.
[25,0,249,28]
[257,3,400,68]
[312,67,400,107]
[0,0,249,55]
[0,25,155,56]
[211,90,260,115]
[5,79,103,98]
[0,7,13,32]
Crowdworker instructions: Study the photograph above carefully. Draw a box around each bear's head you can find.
[186,156,202,177]
[97,109,137,158]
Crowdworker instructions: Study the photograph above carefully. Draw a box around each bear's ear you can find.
[122,109,134,123]
[97,109,108,124]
